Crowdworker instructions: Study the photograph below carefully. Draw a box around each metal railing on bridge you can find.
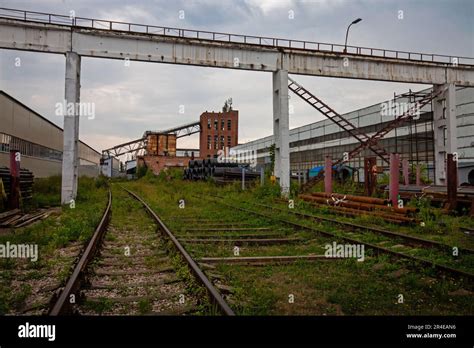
[1,7,473,66]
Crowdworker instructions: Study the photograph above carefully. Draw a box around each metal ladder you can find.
[295,81,445,192]
[288,77,390,164]
[344,88,444,162]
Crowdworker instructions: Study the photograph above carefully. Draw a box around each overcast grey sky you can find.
[0,0,473,154]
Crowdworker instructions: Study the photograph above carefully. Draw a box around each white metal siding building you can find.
[232,87,474,185]
[0,90,101,178]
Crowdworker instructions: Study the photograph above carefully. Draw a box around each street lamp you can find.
[344,18,362,53]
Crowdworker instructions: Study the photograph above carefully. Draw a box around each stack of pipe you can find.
[299,192,418,224]
[0,166,34,202]
[388,185,474,205]
[183,159,260,183]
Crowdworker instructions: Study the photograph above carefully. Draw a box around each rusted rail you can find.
[124,188,235,316]
[202,195,474,281]
[49,189,112,315]
[179,237,303,245]
[246,200,474,255]
[199,255,344,265]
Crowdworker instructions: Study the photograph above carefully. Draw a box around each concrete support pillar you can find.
[61,52,81,204]
[9,150,20,209]
[272,69,290,196]
[446,153,458,210]
[433,83,457,186]
[324,156,332,194]
[389,153,400,207]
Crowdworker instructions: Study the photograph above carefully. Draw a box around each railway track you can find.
[250,200,474,255]
[202,195,474,282]
[49,186,234,316]
[86,184,472,315]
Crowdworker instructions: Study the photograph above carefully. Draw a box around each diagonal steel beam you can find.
[301,87,445,192]
[288,77,389,163]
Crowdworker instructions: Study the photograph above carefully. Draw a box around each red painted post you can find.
[446,153,458,211]
[324,156,332,194]
[364,157,377,196]
[416,165,421,186]
[402,158,409,185]
[389,153,400,207]
[9,150,21,209]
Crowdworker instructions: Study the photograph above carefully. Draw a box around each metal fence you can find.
[1,7,473,65]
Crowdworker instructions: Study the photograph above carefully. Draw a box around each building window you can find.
[207,135,212,149]
[221,119,225,131]
[227,136,231,147]
[220,136,225,150]
[207,118,211,129]
[214,135,218,150]
[227,119,231,130]
[214,119,218,131]
[0,132,63,161]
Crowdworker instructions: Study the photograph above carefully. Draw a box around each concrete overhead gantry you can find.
[0,8,473,202]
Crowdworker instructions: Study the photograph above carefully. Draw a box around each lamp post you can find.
[344,18,362,53]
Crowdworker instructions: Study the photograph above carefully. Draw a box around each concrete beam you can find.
[1,19,473,85]
[61,52,81,204]
[273,69,290,196]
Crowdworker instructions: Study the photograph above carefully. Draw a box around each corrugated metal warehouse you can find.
[232,87,474,185]
[0,90,101,177]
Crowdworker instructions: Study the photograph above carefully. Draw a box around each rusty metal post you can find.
[402,158,409,185]
[324,156,332,193]
[364,158,370,196]
[364,157,376,196]
[416,164,421,186]
[446,153,457,210]
[389,153,400,207]
[9,150,20,209]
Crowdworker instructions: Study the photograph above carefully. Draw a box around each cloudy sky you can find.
[0,0,473,155]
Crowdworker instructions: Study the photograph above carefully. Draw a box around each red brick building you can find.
[138,155,191,175]
[199,110,238,158]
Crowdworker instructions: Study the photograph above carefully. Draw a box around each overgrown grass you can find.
[118,175,474,315]
[0,176,109,314]
[1,176,109,249]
